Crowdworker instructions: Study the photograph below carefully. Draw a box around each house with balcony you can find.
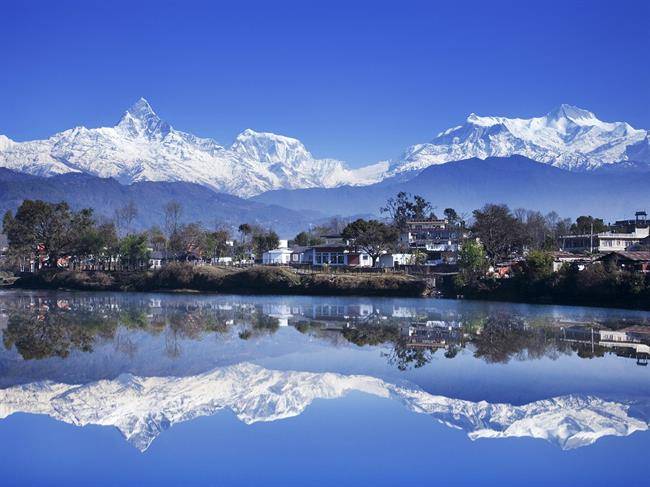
[399,219,467,265]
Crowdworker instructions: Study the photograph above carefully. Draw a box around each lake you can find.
[0,289,649,486]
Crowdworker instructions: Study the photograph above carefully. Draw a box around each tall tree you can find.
[471,204,525,263]
[114,200,138,236]
[164,200,183,238]
[571,216,608,235]
[342,219,399,266]
[252,229,280,256]
[3,200,96,267]
[381,192,436,230]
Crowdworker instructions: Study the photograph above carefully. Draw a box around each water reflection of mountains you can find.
[2,293,649,369]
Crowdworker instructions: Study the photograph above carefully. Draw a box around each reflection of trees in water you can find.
[1,300,277,360]
[385,343,438,371]
[472,315,571,364]
[2,296,648,368]
[3,308,119,360]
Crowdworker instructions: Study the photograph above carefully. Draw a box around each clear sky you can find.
[1,0,648,167]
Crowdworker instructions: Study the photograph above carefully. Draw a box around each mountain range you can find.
[0,168,323,235]
[1,99,648,199]
[0,363,647,452]
[0,98,384,197]
[252,156,650,220]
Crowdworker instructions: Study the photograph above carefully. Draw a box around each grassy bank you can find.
[12,263,432,297]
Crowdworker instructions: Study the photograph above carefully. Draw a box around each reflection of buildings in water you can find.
[561,326,650,366]
[401,321,464,349]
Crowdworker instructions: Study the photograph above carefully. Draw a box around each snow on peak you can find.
[0,100,647,196]
[390,105,649,174]
[546,104,598,124]
[0,363,646,452]
[117,97,171,139]
[0,99,380,196]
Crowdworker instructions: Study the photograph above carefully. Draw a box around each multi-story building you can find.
[399,219,467,265]
[559,211,649,253]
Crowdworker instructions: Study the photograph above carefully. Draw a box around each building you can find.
[551,251,593,272]
[560,211,649,253]
[399,219,467,265]
[311,244,372,267]
[377,253,414,268]
[262,240,293,265]
[597,251,650,273]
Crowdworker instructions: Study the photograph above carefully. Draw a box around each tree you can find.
[119,233,150,270]
[204,228,231,260]
[114,201,138,236]
[456,239,488,286]
[252,229,280,256]
[342,219,399,266]
[164,200,183,238]
[471,204,525,263]
[519,250,554,281]
[381,192,436,230]
[443,208,462,225]
[3,200,96,267]
[293,230,324,247]
[169,223,205,255]
[238,223,252,243]
[571,216,608,235]
[147,226,167,252]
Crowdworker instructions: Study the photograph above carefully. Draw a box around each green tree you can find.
[342,219,399,266]
[252,229,280,256]
[471,204,525,263]
[3,200,97,267]
[456,239,488,286]
[292,230,324,247]
[119,233,150,270]
[571,216,608,235]
[520,250,554,281]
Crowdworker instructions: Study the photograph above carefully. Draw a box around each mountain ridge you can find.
[0,363,646,452]
[252,155,650,220]
[0,100,648,198]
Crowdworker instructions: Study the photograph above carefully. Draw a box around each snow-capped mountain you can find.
[1,101,648,197]
[0,363,647,451]
[388,104,650,176]
[0,98,384,197]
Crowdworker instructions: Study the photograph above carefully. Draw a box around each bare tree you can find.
[164,200,183,238]
[114,200,138,236]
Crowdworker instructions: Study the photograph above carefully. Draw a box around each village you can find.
[2,196,650,280]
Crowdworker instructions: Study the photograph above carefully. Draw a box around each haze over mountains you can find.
[1,99,649,226]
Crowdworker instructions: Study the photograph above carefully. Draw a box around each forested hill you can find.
[0,169,321,236]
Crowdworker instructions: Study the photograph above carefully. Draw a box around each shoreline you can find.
[9,265,433,298]
[7,266,650,312]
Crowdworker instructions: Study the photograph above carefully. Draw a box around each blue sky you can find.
[1,0,648,167]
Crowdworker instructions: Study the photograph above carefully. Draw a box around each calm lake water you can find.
[1,289,649,486]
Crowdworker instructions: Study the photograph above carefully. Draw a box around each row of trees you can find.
[2,199,282,271]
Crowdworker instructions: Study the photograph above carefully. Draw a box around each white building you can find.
[377,253,414,268]
[262,240,293,265]
[560,211,649,253]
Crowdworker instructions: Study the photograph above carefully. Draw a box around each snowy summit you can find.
[0,100,648,196]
